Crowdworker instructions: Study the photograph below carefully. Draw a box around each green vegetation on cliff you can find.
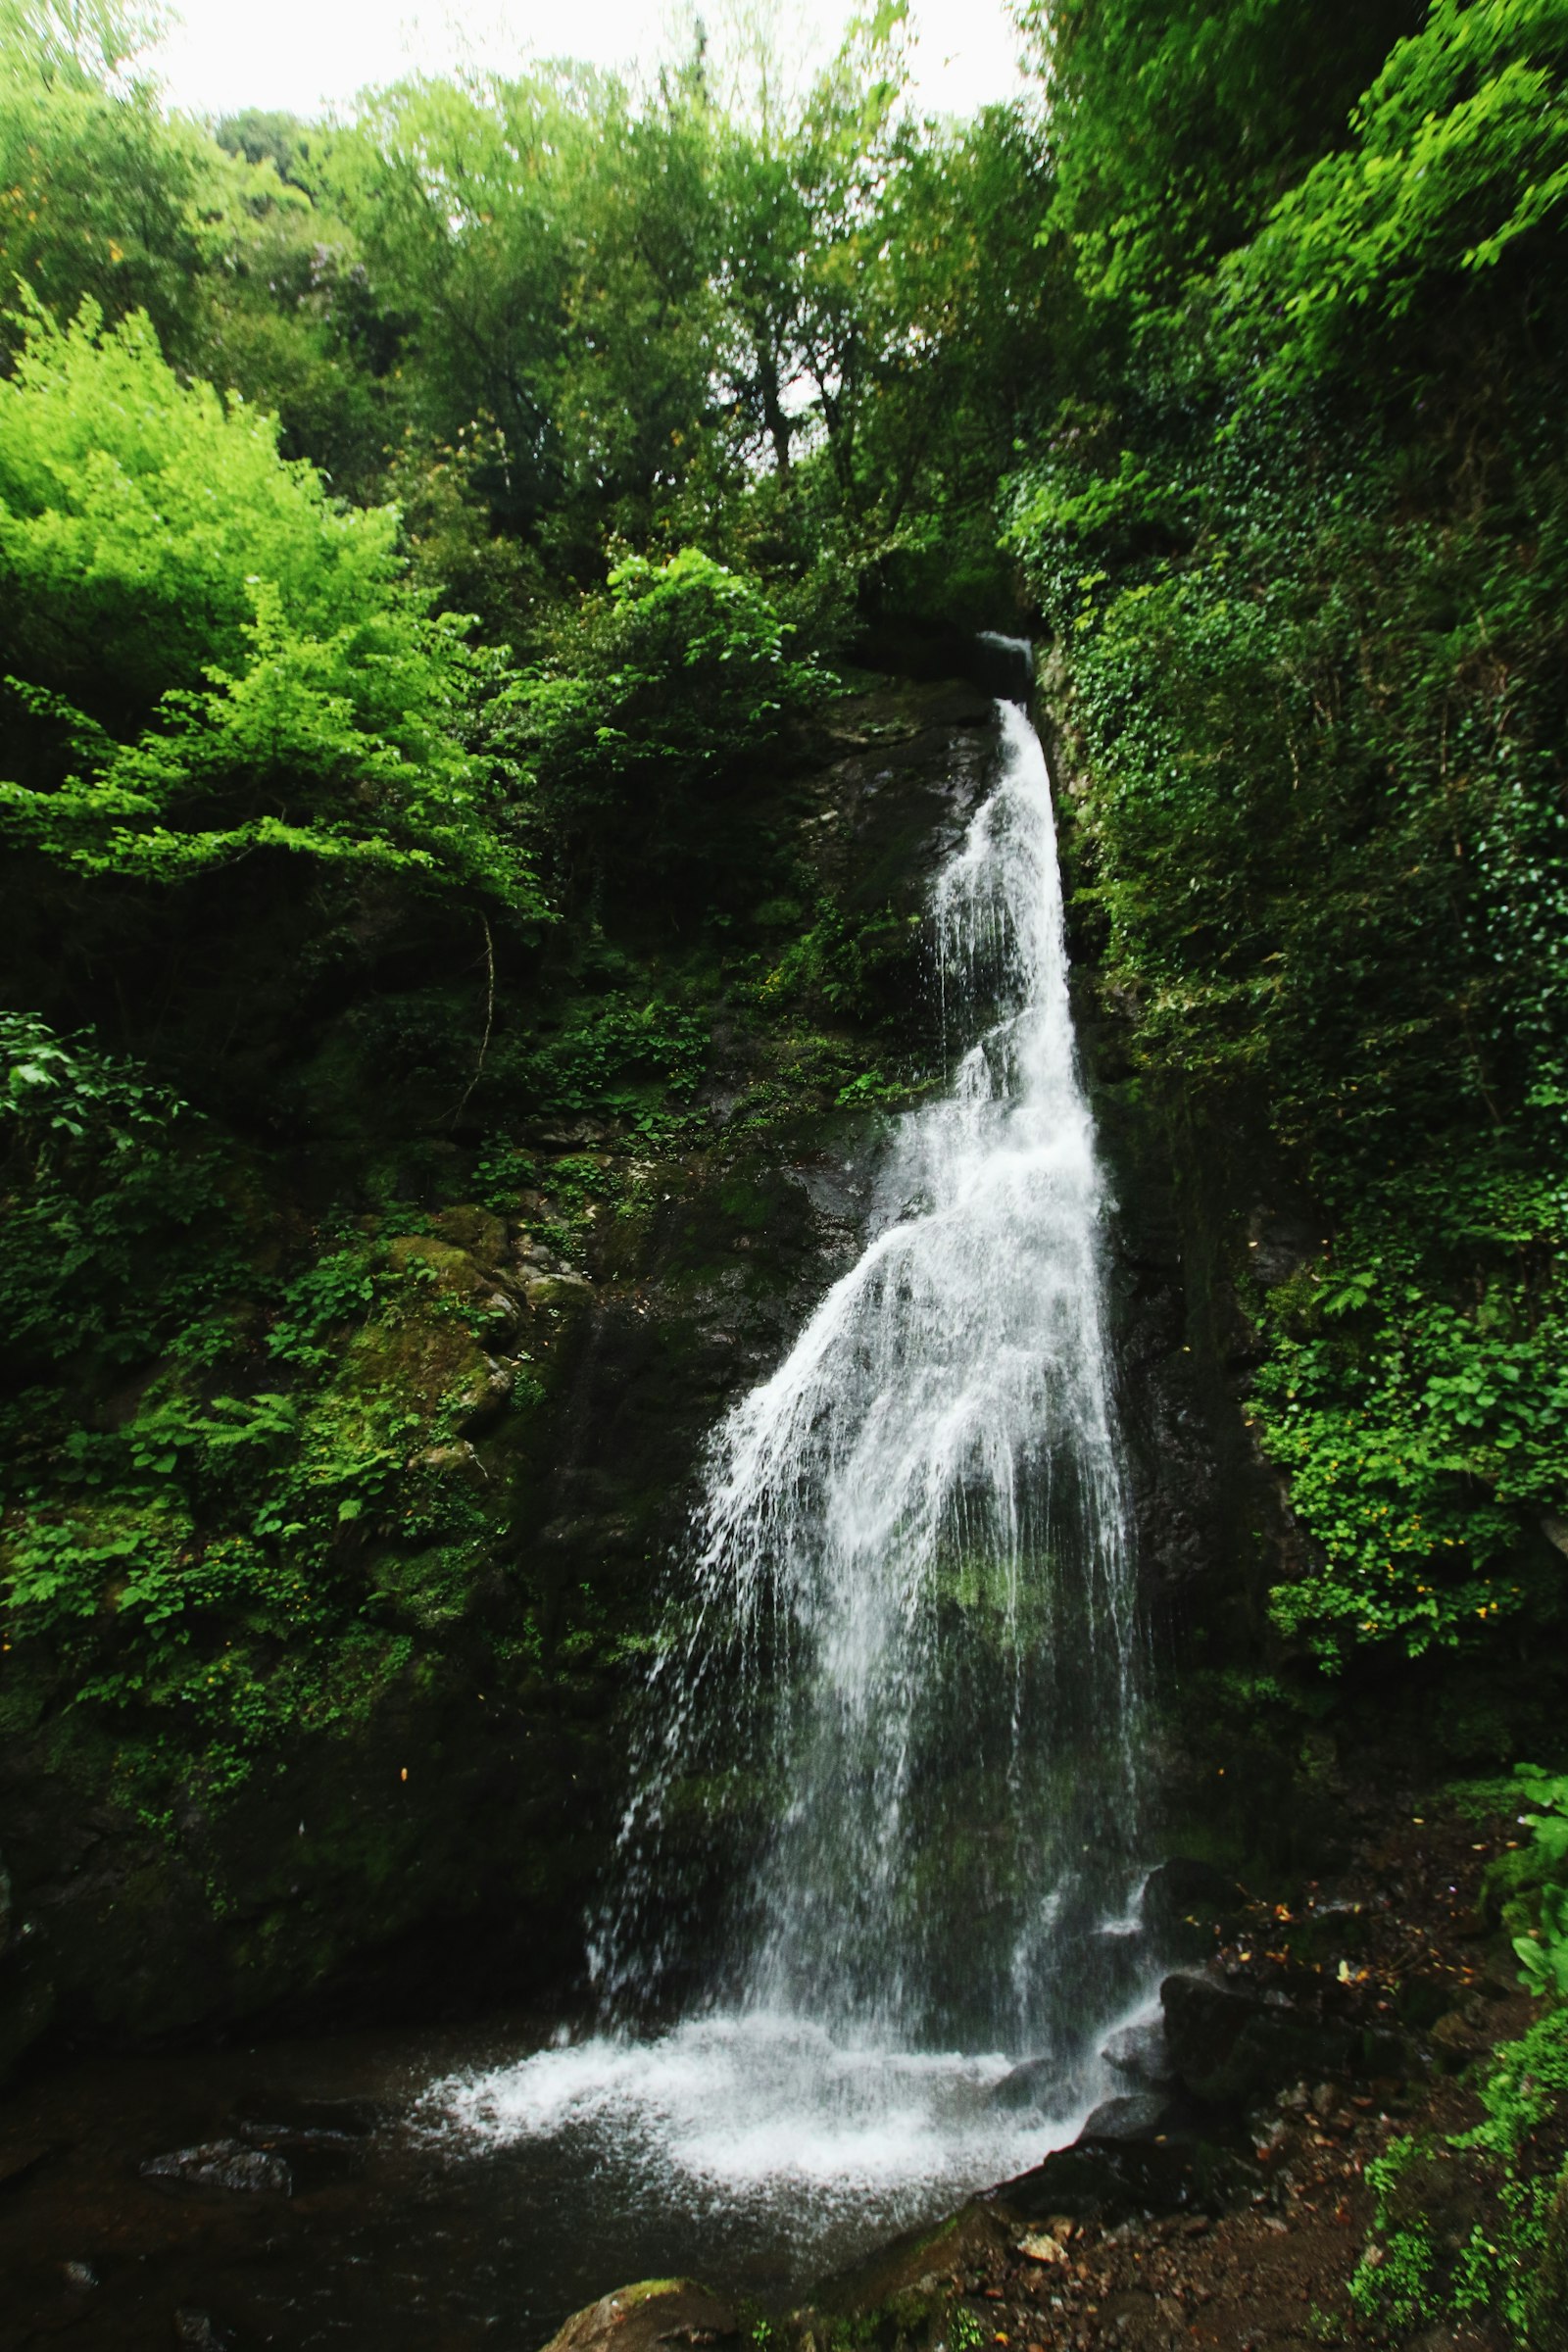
[1009,0,1568,1691]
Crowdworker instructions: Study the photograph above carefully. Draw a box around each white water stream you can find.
[425,675,1151,2260]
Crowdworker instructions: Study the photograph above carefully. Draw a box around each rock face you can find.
[0,1853,54,2086]
[0,653,1330,2077]
[0,667,1004,2076]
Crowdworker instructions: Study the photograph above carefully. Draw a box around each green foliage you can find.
[0,299,541,908]
[265,1247,380,1369]
[0,1010,551,1803]
[0,1194,517,1792]
[314,60,722,559]
[1026,0,1427,316]
[1251,1167,1568,1664]
[1227,0,1568,393]
[0,1,215,359]
[0,291,388,708]
[515,994,709,1120]
[510,548,827,878]
[759,897,922,1026]
[1009,0,1568,1681]
[1352,2003,1568,2341]
[0,1009,222,1365]
[946,2305,986,2352]
[1502,1766,1568,1997]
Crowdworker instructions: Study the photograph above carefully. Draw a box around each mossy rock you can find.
[809,2201,1004,2321]
[540,2279,739,2352]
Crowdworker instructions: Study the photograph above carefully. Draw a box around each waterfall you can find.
[595,684,1145,2078]
[425,673,1152,2263]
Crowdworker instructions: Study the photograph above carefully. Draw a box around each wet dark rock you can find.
[140,2139,292,2195]
[993,2127,1257,2226]
[1102,2015,1177,2087]
[235,2094,379,2142]
[0,2142,50,2193]
[1141,1858,1247,1953]
[539,2279,739,2352]
[1077,2091,1176,2142]
[173,2311,238,2349]
[0,1941,57,2091]
[1161,1973,1409,2107]
[233,2116,365,2188]
[989,2056,1060,2111]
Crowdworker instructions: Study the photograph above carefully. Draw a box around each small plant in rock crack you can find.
[946,2306,987,2352]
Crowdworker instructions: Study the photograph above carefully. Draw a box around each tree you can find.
[0,298,539,908]
[315,63,723,569]
[0,0,215,360]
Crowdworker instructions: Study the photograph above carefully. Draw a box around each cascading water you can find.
[423,665,1153,2289]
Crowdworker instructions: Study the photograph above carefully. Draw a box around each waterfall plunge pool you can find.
[0,2009,1095,2348]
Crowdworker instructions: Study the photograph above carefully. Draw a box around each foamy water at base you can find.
[419,2013,1084,2258]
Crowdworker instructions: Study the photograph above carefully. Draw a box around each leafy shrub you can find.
[507,547,828,876]
[1352,2003,1568,2341]
[1352,1771,1568,2340]
[0,298,540,908]
[0,1008,225,1366]
[1253,1167,1568,1664]
[516,993,709,1118]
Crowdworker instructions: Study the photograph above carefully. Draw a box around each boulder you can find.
[1101,2015,1176,2087]
[1161,1973,1408,2108]
[539,2280,739,2352]
[993,2129,1256,2226]
[808,2199,1005,2319]
[989,2056,1059,2112]
[1077,2092,1174,2143]
[173,2314,237,2350]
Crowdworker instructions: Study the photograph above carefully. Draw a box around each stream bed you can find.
[0,2013,1085,2349]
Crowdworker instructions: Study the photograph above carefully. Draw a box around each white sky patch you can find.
[150,0,1030,125]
